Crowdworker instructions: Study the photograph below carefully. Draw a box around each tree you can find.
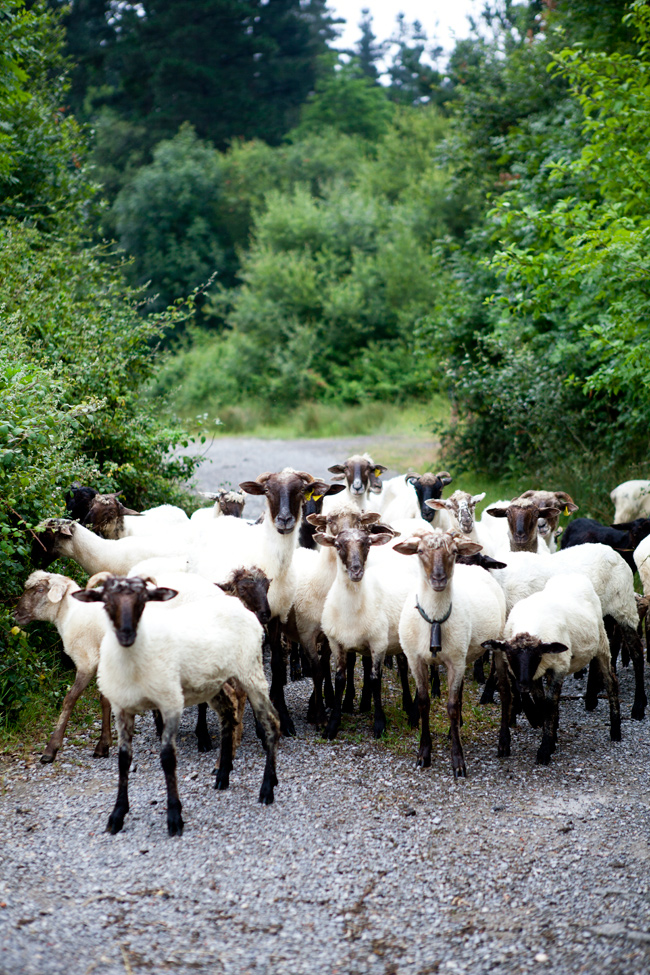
[354,8,385,82]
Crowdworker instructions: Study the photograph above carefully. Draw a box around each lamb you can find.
[73,575,280,836]
[562,516,650,573]
[489,543,646,720]
[611,479,650,524]
[482,574,621,765]
[395,529,506,777]
[518,489,578,552]
[322,453,387,513]
[379,471,453,525]
[32,518,191,577]
[14,571,112,764]
[315,525,417,741]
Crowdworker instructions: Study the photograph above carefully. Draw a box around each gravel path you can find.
[1,438,650,975]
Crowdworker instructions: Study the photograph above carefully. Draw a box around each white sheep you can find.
[14,571,112,763]
[33,518,190,577]
[634,534,650,596]
[314,525,418,741]
[73,575,280,836]
[482,573,621,765]
[378,471,453,526]
[322,453,386,514]
[190,489,246,531]
[490,543,646,720]
[611,479,650,524]
[396,529,506,777]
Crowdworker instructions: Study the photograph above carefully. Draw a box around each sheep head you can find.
[239,469,330,535]
[72,576,177,647]
[393,528,482,592]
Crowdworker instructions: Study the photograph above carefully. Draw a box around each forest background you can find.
[1,0,650,728]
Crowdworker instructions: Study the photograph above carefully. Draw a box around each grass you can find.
[186,395,450,441]
[0,679,102,761]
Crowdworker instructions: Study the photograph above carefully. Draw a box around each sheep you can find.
[482,574,621,765]
[322,453,387,513]
[298,482,345,550]
[190,490,246,531]
[488,543,646,720]
[425,489,486,541]
[72,575,280,836]
[32,518,191,577]
[379,471,453,525]
[611,479,650,524]
[314,525,418,741]
[634,534,650,597]
[192,468,334,737]
[518,489,578,552]
[65,484,189,539]
[395,529,506,777]
[13,571,112,764]
[561,516,650,573]
[485,496,571,554]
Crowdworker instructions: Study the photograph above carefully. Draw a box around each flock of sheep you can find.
[14,457,650,837]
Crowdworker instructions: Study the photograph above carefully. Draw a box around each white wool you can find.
[611,479,650,524]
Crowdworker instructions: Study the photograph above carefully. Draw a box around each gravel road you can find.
[1,438,649,975]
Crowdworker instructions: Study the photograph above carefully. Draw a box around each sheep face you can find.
[328,454,387,498]
[218,491,245,518]
[72,576,177,646]
[486,498,562,551]
[394,530,482,591]
[65,484,98,521]
[84,494,141,539]
[14,571,72,625]
[406,471,453,522]
[315,527,393,581]
[426,489,485,533]
[519,490,578,537]
[306,507,382,536]
[482,635,568,693]
[240,469,330,535]
[218,567,272,625]
[31,519,77,568]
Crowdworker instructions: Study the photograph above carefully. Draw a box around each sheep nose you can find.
[275,514,295,534]
[347,564,364,581]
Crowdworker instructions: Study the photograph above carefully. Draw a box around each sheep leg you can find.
[107,709,135,835]
[604,616,621,672]
[480,653,497,705]
[597,653,622,742]
[152,709,164,738]
[413,658,431,767]
[303,639,327,726]
[370,657,387,739]
[247,681,280,805]
[472,650,488,685]
[395,652,414,717]
[320,636,335,709]
[41,669,94,764]
[93,693,113,759]
[447,665,466,778]
[536,674,563,766]
[359,655,373,712]
[195,702,213,752]
[585,658,603,712]
[160,713,183,836]
[213,691,236,791]
[342,651,357,713]
[494,651,512,757]
[267,618,295,737]
[289,640,303,682]
[622,624,647,720]
[325,642,347,740]
[430,663,441,700]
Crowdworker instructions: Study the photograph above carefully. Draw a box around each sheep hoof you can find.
[610,722,622,742]
[535,750,552,766]
[323,721,340,740]
[631,702,646,721]
[258,779,276,805]
[453,765,467,779]
[214,768,230,791]
[40,752,56,764]
[280,714,296,738]
[167,812,184,836]
[372,720,386,739]
[341,698,355,714]
[197,736,213,753]
[107,812,126,835]
[416,750,431,769]
[92,744,110,759]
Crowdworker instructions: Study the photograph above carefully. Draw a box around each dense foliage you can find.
[0,2,199,727]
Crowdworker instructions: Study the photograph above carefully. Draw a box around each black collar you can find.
[415,598,452,626]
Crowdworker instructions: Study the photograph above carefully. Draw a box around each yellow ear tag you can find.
[312,493,322,502]
[374,468,382,477]
[564,506,570,516]
[304,490,313,501]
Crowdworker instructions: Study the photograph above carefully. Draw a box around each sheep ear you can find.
[486,507,508,518]
[471,492,486,505]
[405,472,420,486]
[539,505,562,520]
[373,466,387,477]
[215,582,235,594]
[324,483,346,496]
[562,501,579,514]
[360,511,381,525]
[328,464,346,477]
[47,579,70,603]
[481,639,505,652]
[542,642,569,656]
[393,538,420,556]
[239,481,266,496]
[304,480,330,500]
[455,540,482,557]
[369,532,394,547]
[146,587,178,602]
[71,589,104,603]
[306,513,327,528]
[425,499,448,511]
[314,532,335,547]
[436,472,453,486]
